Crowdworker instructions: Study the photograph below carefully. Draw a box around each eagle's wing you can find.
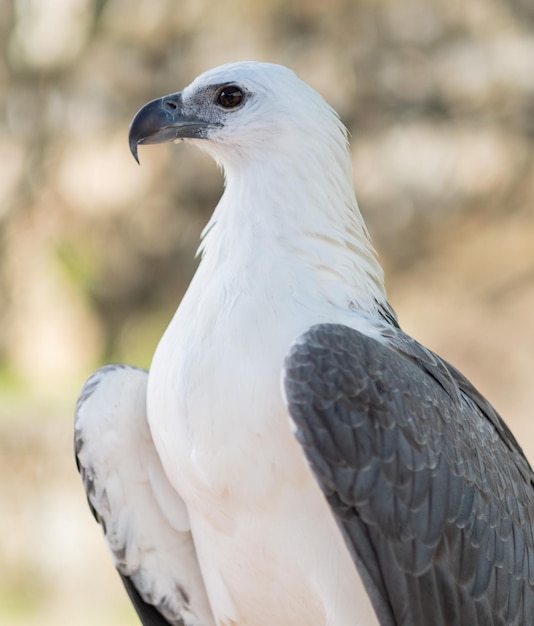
[75,365,215,626]
[283,323,534,626]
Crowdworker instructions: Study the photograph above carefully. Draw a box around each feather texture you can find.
[284,323,534,625]
[75,365,215,626]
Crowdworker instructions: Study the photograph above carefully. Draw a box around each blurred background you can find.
[1,0,533,623]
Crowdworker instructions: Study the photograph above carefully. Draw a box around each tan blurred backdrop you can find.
[1,0,534,624]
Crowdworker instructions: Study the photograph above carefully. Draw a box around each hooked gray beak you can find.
[128,92,218,163]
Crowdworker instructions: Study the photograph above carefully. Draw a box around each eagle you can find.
[75,62,534,626]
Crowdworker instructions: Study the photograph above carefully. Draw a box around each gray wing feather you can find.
[283,323,534,626]
[75,365,215,626]
[120,573,179,626]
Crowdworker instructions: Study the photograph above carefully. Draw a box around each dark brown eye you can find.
[217,85,244,108]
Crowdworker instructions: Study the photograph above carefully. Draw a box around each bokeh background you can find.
[1,0,534,624]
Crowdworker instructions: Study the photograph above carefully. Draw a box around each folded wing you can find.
[284,323,534,626]
[75,365,215,626]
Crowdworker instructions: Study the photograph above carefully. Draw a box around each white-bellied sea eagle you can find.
[75,61,534,626]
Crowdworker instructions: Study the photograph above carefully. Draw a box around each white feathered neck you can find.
[194,91,387,317]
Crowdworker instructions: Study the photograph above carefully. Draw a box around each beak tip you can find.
[129,138,140,164]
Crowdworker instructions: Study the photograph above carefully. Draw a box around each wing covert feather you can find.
[284,323,534,625]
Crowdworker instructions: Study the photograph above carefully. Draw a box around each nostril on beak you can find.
[163,93,182,113]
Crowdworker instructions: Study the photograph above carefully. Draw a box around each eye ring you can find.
[216,85,244,108]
